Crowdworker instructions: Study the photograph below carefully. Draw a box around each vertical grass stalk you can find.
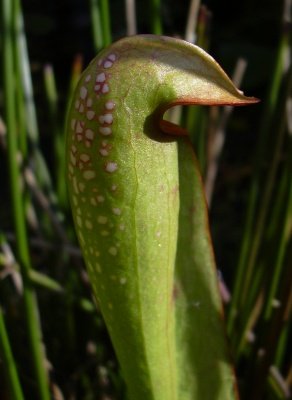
[0,308,24,400]
[2,0,50,398]
[89,0,104,52]
[227,26,290,335]
[149,0,162,34]
[100,0,112,45]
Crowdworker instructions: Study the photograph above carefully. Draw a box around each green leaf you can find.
[66,34,258,400]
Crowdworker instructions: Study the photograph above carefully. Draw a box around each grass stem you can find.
[2,0,51,398]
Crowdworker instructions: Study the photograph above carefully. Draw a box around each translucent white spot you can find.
[80,153,90,163]
[102,83,109,94]
[86,110,95,120]
[73,176,79,194]
[80,86,87,100]
[79,231,85,244]
[68,164,74,174]
[75,100,80,109]
[71,119,76,129]
[97,58,103,66]
[85,74,91,82]
[101,140,108,146]
[85,220,93,230]
[70,152,77,166]
[105,100,115,110]
[112,207,121,215]
[97,216,108,224]
[94,84,101,91]
[79,104,85,113]
[76,215,82,228]
[90,197,97,206]
[272,299,281,308]
[99,126,112,136]
[78,182,85,192]
[99,148,109,156]
[111,184,117,191]
[108,247,117,256]
[258,348,266,357]
[72,196,78,206]
[76,121,83,134]
[108,54,116,62]
[86,98,93,107]
[87,261,93,270]
[99,113,113,124]
[89,247,94,254]
[119,224,125,231]
[156,231,161,238]
[85,129,94,140]
[101,230,109,236]
[96,72,106,82]
[120,277,127,285]
[97,195,105,203]
[103,60,113,69]
[105,162,118,173]
[83,170,96,180]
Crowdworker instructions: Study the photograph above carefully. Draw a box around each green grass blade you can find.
[149,0,162,34]
[100,0,112,45]
[227,28,290,335]
[14,0,56,200]
[2,1,51,398]
[89,0,104,52]
[44,64,68,209]
[233,63,292,357]
[0,308,24,400]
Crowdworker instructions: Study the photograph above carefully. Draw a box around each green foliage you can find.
[66,35,256,400]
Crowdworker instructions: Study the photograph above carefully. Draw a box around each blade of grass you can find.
[196,5,211,50]
[149,0,162,34]
[205,58,247,206]
[2,0,50,398]
[43,64,67,209]
[234,64,292,357]
[100,0,112,46]
[248,251,292,400]
[263,159,292,323]
[125,0,137,36]
[13,0,57,204]
[185,0,201,43]
[89,0,104,52]
[269,366,291,399]
[227,24,290,335]
[185,5,211,172]
[0,233,63,293]
[0,308,24,400]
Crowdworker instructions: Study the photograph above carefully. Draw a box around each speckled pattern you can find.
[66,35,257,400]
